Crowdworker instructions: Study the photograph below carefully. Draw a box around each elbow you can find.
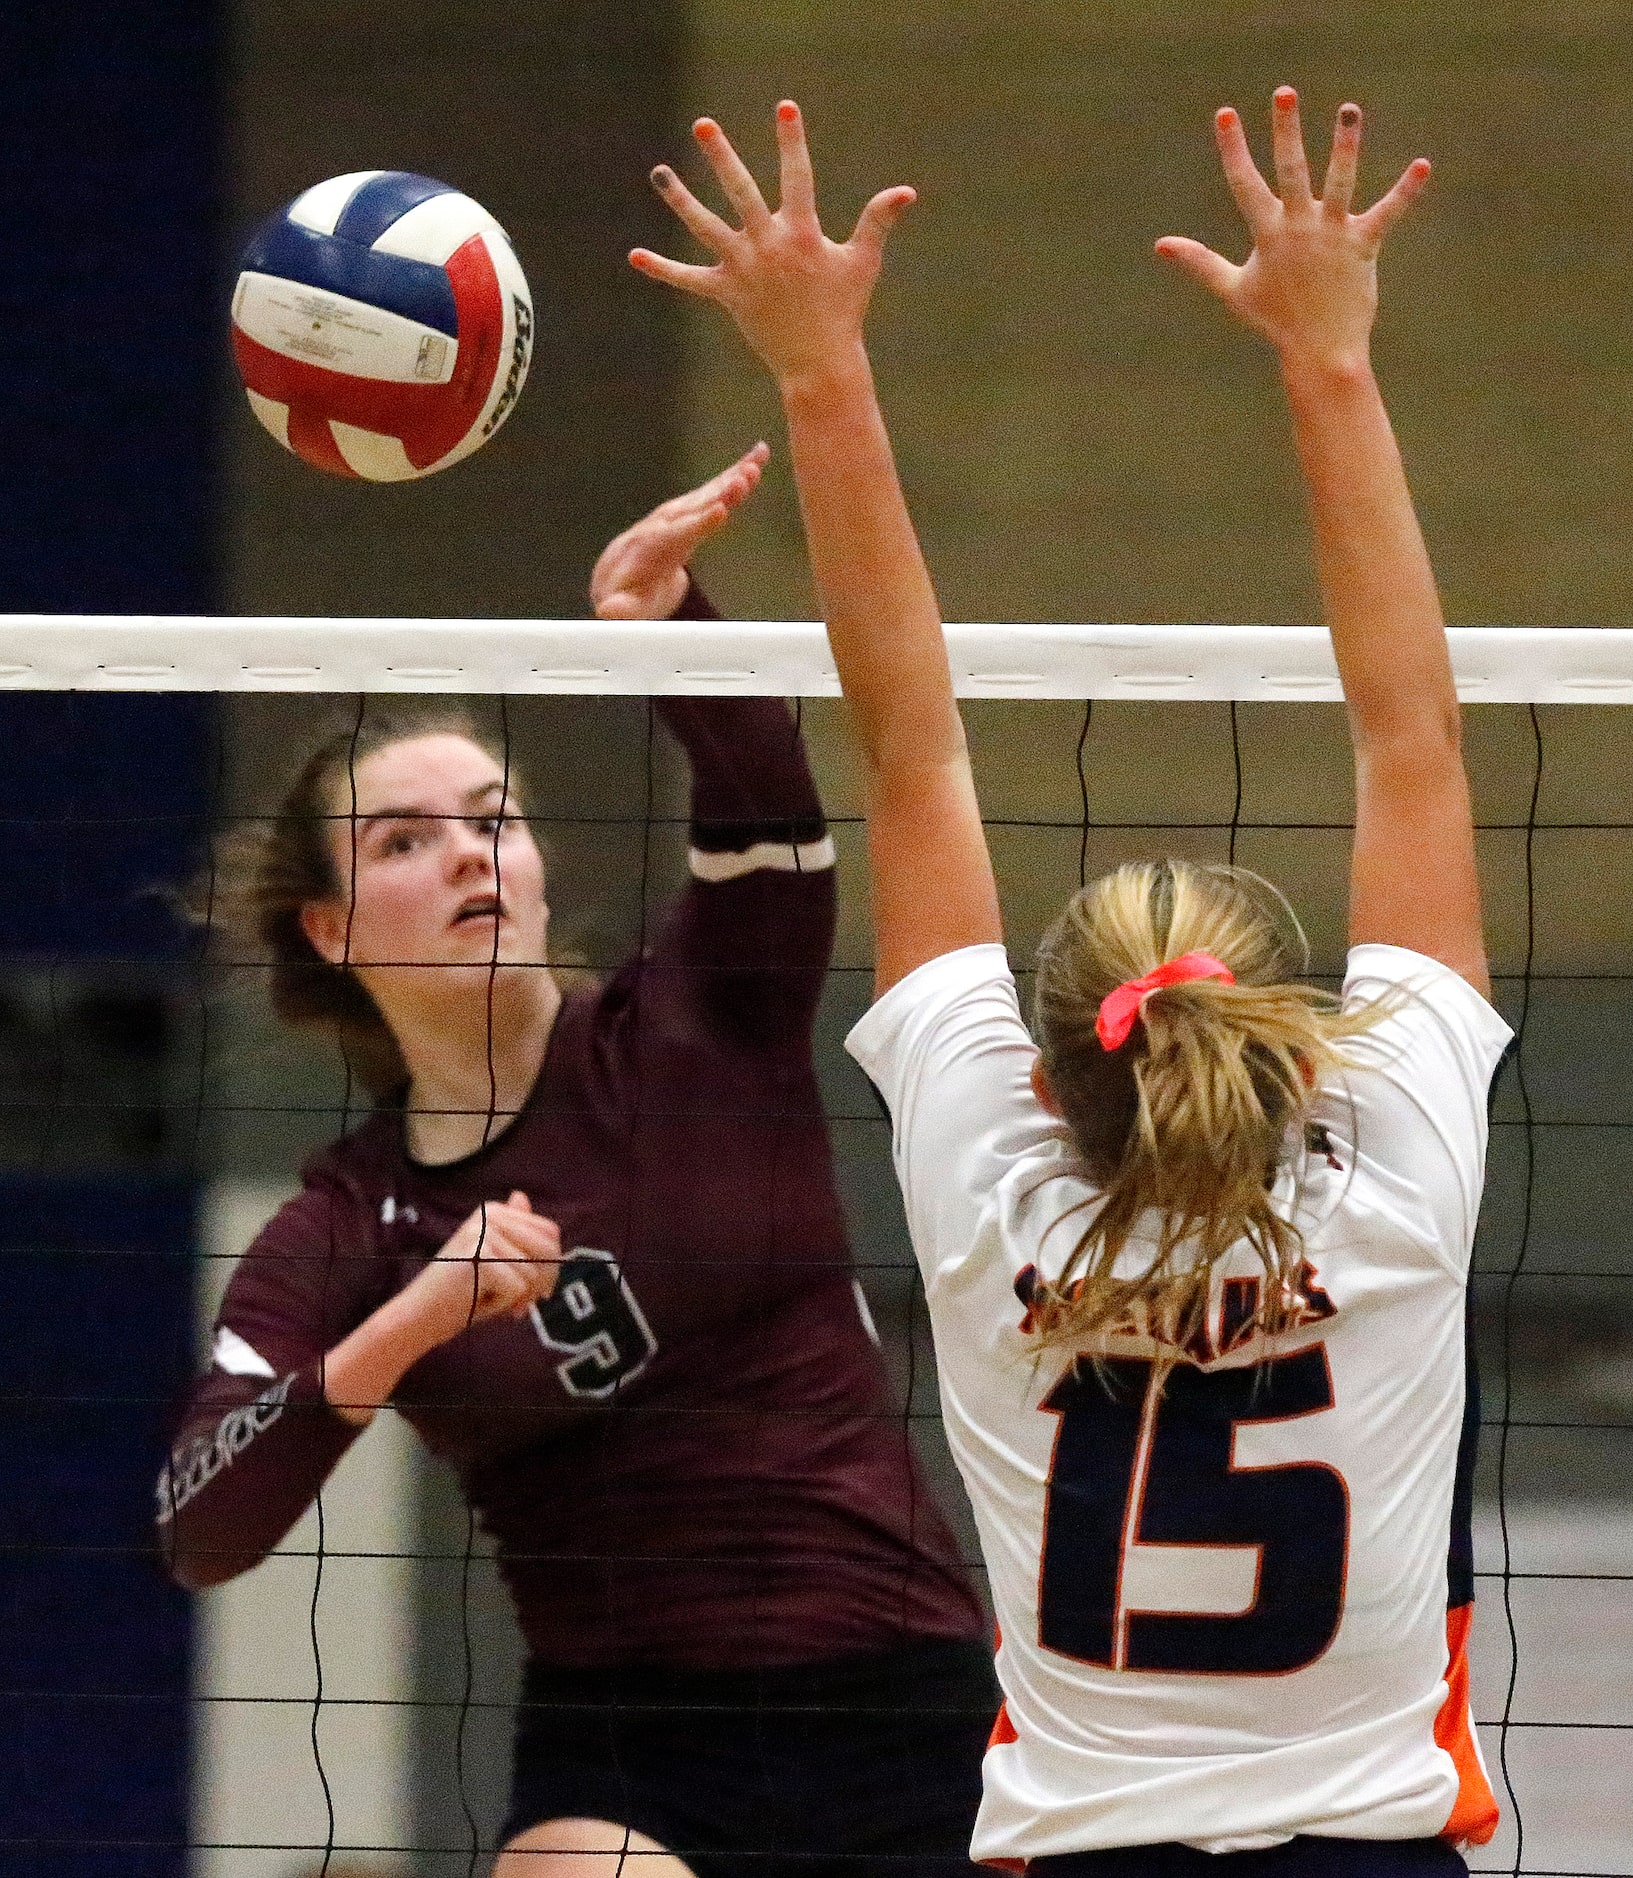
[1354,695,1463,767]
[164,1549,257,1593]
[166,1556,221,1595]
[1431,693,1465,755]
[156,1537,221,1593]
[155,1520,260,1592]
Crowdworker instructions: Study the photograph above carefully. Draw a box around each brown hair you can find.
[1028,859,1380,1355]
[201,710,521,1102]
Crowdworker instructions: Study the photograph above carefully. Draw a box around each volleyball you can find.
[230,171,533,481]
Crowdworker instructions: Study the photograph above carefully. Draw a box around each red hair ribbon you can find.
[1094,951,1236,1052]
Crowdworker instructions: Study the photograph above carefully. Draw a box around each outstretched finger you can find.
[646,451,766,547]
[1269,86,1315,208]
[667,500,733,564]
[775,100,818,222]
[1154,235,1241,303]
[629,500,734,574]
[650,442,770,523]
[688,442,770,514]
[1213,107,1278,229]
[629,248,722,298]
[849,185,916,263]
[649,165,737,256]
[693,118,773,231]
[1321,103,1363,219]
[1357,156,1432,250]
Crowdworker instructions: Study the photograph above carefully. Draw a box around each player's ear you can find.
[299,897,349,967]
[1030,1056,1064,1118]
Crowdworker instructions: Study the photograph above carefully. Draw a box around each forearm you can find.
[1281,354,1459,750]
[780,346,965,776]
[321,1290,443,1426]
[156,1366,361,1588]
[656,694,825,837]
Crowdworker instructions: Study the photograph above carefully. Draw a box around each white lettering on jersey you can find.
[154,1373,295,1523]
[852,1277,881,1347]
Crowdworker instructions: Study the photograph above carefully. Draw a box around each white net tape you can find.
[5,617,1633,699]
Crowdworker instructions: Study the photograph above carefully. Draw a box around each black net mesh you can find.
[4,687,1631,1877]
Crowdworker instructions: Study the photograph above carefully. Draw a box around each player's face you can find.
[303,734,549,989]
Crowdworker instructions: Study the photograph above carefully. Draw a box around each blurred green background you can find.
[233,2,1633,633]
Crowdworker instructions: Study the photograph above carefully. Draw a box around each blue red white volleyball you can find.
[231,171,532,480]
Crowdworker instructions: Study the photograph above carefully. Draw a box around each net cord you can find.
[309,692,371,1877]
[1490,705,1544,1876]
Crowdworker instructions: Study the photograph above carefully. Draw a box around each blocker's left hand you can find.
[590,442,770,620]
[631,102,916,387]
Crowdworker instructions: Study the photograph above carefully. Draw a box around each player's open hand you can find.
[631,103,916,388]
[1156,90,1430,372]
[590,443,770,620]
[409,1191,562,1344]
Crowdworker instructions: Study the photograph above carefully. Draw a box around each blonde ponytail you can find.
[1029,860,1380,1354]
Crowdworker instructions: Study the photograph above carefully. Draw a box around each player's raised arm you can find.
[633,104,1001,995]
[1159,90,1487,996]
[587,441,838,1040]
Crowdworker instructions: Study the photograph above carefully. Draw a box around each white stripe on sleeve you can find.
[211,1325,278,1380]
[687,836,837,883]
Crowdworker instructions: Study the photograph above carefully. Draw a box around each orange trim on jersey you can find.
[988,1623,1018,1749]
[1437,1602,1499,1847]
[980,1633,1024,1878]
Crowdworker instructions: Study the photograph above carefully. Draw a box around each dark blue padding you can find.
[0,694,211,959]
[0,1176,195,1878]
[1447,1296,1480,1609]
[332,168,453,246]
[0,0,221,615]
[239,216,458,337]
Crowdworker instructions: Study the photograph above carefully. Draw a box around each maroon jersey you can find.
[157,670,983,1669]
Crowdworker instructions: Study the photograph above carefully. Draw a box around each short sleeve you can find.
[1323,944,1514,1273]
[846,945,1060,1284]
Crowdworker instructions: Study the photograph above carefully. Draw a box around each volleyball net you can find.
[4,619,1632,1878]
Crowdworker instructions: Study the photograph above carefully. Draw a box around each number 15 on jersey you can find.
[1038,1348,1349,1676]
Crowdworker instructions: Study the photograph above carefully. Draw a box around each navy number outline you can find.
[529,1247,657,1400]
[1037,1346,1348,1675]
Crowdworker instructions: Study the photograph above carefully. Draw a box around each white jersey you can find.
[847,942,1511,1858]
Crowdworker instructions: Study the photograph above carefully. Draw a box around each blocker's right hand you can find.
[1156,89,1430,373]
[402,1191,562,1346]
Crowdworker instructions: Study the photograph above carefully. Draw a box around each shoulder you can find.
[847,943,1027,1090]
[848,943,1059,1184]
[1314,944,1512,1268]
[290,1109,405,1215]
[1337,943,1513,1085]
[847,947,1077,1302]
